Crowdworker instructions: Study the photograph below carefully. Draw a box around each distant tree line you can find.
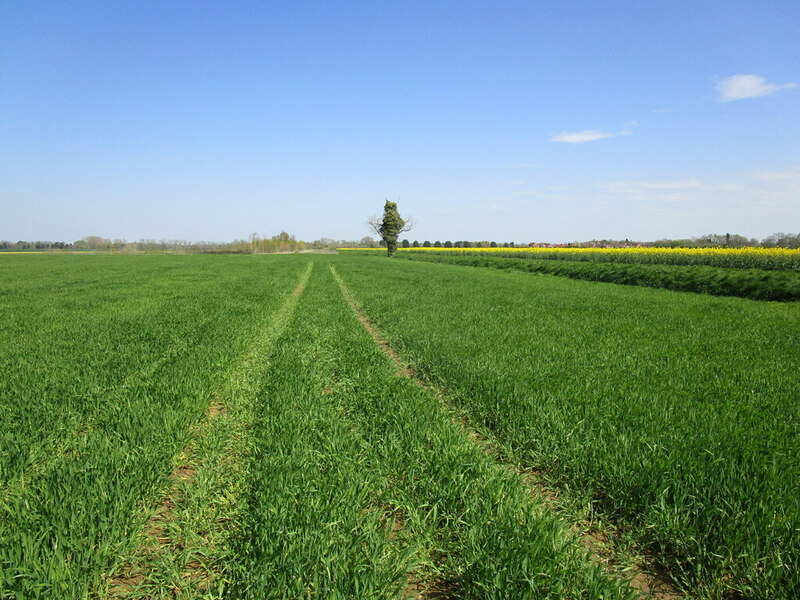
[0,233,308,254]
[648,232,800,249]
[393,240,519,249]
[0,240,74,250]
[568,233,800,249]
[0,234,390,253]
[240,232,305,254]
[381,233,800,250]
[305,236,384,250]
[4,232,799,253]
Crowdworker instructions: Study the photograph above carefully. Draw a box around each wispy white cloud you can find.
[514,190,538,197]
[596,167,800,213]
[596,180,710,205]
[479,200,511,211]
[750,165,800,183]
[550,120,638,144]
[550,130,614,143]
[467,167,798,242]
[598,179,704,192]
[716,74,797,101]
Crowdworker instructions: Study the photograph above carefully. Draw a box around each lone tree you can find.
[368,200,414,257]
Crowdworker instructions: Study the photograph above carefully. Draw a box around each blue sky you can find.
[1,1,798,243]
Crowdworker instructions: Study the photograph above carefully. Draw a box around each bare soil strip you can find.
[329,263,682,600]
[101,263,314,599]
[104,412,213,598]
[328,264,412,378]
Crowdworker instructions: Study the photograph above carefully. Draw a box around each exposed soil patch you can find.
[627,568,682,600]
[106,569,145,598]
[175,460,196,483]
[207,401,225,418]
[404,578,458,600]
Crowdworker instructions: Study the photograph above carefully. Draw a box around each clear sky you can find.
[2,1,798,243]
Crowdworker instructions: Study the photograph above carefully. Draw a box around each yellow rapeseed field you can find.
[340,246,800,270]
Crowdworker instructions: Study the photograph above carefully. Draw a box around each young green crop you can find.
[224,260,636,599]
[97,261,317,599]
[398,251,800,301]
[0,255,306,598]
[333,253,800,599]
[13,253,794,598]
[1,254,639,599]
[392,245,800,270]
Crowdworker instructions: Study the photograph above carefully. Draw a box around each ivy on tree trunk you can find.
[379,201,406,257]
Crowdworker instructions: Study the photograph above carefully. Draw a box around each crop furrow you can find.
[331,263,675,599]
[261,262,634,599]
[97,262,314,599]
[0,255,309,599]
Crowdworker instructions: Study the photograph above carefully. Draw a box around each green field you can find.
[396,251,800,301]
[1,254,797,599]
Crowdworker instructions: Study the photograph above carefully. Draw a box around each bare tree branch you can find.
[399,217,415,234]
[366,215,382,236]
